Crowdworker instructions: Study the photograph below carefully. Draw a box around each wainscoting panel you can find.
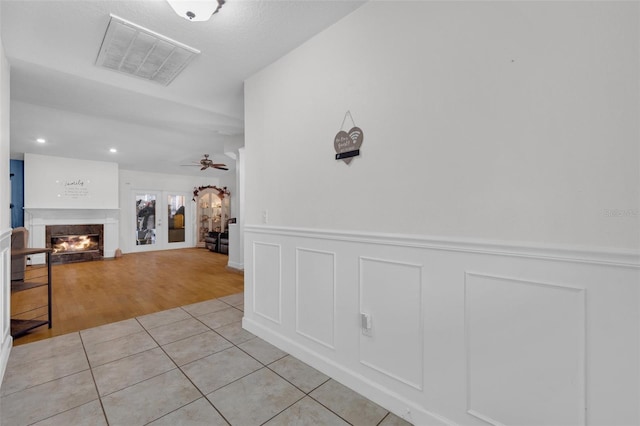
[296,248,335,348]
[243,225,640,426]
[0,229,13,385]
[252,242,281,324]
[359,257,423,390]
[465,273,586,425]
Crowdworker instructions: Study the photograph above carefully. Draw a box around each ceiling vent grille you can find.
[96,14,200,86]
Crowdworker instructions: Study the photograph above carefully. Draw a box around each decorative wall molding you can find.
[0,335,11,388]
[295,248,336,349]
[359,256,424,390]
[244,225,640,425]
[0,228,11,243]
[0,228,13,386]
[245,225,639,268]
[464,272,586,425]
[252,241,282,324]
[23,207,120,212]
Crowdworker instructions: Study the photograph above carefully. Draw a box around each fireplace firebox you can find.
[46,225,104,264]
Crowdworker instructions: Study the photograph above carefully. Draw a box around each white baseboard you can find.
[0,229,12,387]
[0,322,11,387]
[226,261,244,271]
[243,317,453,426]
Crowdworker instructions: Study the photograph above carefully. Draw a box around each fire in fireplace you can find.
[45,224,104,264]
[52,234,100,254]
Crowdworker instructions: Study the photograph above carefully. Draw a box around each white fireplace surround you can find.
[23,208,119,264]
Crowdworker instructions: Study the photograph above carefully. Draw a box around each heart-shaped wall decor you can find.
[334,127,364,164]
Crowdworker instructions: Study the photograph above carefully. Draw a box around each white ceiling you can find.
[2,0,365,176]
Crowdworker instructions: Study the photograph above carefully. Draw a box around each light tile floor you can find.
[0,293,413,426]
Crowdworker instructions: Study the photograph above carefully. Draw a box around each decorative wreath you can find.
[192,185,230,201]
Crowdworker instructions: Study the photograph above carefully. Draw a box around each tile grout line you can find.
[256,393,307,425]
[0,366,89,398]
[190,299,363,425]
[174,300,299,425]
[8,294,388,426]
[105,301,245,421]
[82,331,158,369]
[377,412,393,426]
[260,364,359,426]
[0,296,244,426]
[138,304,235,425]
[83,319,179,399]
[78,331,112,426]
[1,332,106,426]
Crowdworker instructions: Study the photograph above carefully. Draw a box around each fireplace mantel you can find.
[25,208,119,221]
[23,208,119,264]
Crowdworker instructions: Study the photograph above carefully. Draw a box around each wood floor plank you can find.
[10,248,244,346]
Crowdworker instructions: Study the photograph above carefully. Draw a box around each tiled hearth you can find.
[0,293,411,426]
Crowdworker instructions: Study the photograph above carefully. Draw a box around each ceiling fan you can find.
[182,154,228,171]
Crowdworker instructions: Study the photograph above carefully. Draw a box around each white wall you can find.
[227,147,245,270]
[20,157,234,257]
[21,154,120,263]
[0,20,11,384]
[222,136,243,223]
[24,153,118,209]
[245,1,639,251]
[244,2,640,424]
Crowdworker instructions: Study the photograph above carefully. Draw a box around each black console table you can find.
[10,247,52,338]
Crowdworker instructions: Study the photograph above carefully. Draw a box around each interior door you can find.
[133,191,191,252]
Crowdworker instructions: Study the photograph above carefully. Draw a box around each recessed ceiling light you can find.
[36,138,46,144]
[109,148,117,153]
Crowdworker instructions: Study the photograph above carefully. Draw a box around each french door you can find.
[133,190,191,251]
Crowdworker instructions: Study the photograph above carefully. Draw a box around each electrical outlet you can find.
[360,313,372,336]
[262,210,268,224]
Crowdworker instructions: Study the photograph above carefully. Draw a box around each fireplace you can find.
[46,224,104,264]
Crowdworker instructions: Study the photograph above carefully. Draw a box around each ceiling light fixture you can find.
[166,0,225,22]
[36,138,46,144]
[109,148,118,153]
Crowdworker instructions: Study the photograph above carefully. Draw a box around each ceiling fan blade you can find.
[183,157,226,170]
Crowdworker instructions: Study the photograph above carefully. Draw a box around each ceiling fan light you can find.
[166,0,225,22]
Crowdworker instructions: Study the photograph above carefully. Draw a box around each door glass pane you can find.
[136,194,156,245]
[168,194,186,243]
[198,193,212,244]
[212,195,223,232]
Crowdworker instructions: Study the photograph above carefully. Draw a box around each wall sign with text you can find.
[56,178,91,199]
[334,111,363,165]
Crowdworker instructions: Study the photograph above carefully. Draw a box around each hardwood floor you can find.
[10,248,244,346]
